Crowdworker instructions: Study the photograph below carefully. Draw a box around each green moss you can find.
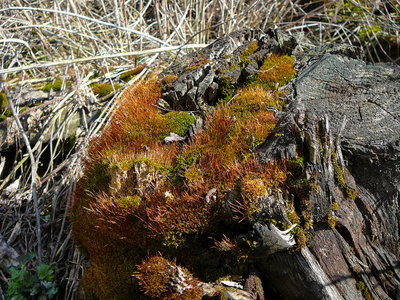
[356,281,373,300]
[256,54,296,90]
[284,215,310,250]
[92,83,122,98]
[333,158,357,200]
[69,131,77,147]
[19,106,27,114]
[4,109,12,117]
[240,41,258,65]
[83,162,111,194]
[290,156,304,178]
[219,77,235,101]
[118,195,141,209]
[263,218,278,226]
[120,64,146,82]
[230,41,259,71]
[326,213,336,229]
[163,111,195,137]
[42,80,72,92]
[0,92,7,111]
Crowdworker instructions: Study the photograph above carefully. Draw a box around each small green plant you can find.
[6,253,59,300]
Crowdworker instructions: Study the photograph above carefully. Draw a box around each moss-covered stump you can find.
[71,29,300,299]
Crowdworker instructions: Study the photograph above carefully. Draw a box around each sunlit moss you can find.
[332,154,357,200]
[230,41,259,70]
[356,281,373,300]
[219,77,235,101]
[163,111,195,137]
[256,54,296,90]
[326,213,336,229]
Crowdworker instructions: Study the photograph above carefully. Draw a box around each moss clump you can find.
[240,41,258,65]
[120,64,146,82]
[256,54,296,90]
[160,74,178,86]
[134,255,203,299]
[92,83,122,98]
[0,92,8,120]
[326,213,336,229]
[81,243,141,299]
[241,176,266,219]
[230,41,259,70]
[219,77,235,101]
[333,157,357,200]
[285,212,310,250]
[69,131,77,147]
[356,281,373,300]
[163,111,195,137]
[4,109,12,117]
[42,80,72,92]
[82,162,111,195]
[118,195,141,209]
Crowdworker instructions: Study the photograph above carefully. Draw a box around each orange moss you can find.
[257,53,296,89]
[160,74,178,86]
